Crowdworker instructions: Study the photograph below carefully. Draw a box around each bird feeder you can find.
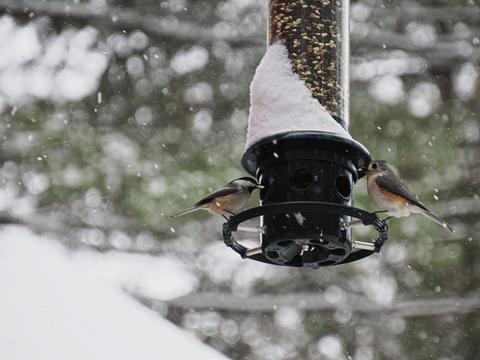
[223,0,388,267]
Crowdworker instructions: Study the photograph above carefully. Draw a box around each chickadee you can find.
[366,160,454,233]
[173,177,263,219]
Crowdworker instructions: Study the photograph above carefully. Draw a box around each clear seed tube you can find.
[269,0,349,128]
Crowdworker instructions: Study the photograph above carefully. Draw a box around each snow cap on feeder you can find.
[245,42,351,148]
[223,0,388,267]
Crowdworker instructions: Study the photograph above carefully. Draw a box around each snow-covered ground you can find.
[0,227,229,360]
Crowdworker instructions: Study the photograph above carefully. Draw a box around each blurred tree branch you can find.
[0,210,134,234]
[140,291,480,318]
[1,0,479,66]
[369,2,480,23]
[0,193,475,249]
[0,0,262,45]
[351,23,480,64]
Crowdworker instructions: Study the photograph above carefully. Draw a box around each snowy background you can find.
[0,0,479,359]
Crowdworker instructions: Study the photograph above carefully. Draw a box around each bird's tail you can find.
[172,206,200,218]
[420,209,455,234]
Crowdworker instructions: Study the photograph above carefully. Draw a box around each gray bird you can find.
[173,177,263,219]
[366,160,454,233]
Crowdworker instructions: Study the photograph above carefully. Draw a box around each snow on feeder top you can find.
[246,0,350,148]
[223,0,389,267]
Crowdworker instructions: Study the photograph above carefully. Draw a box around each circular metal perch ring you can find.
[223,201,389,267]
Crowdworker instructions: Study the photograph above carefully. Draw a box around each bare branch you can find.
[352,22,480,64]
[0,212,27,226]
[2,0,479,67]
[0,210,134,235]
[369,2,480,23]
[139,291,480,318]
[0,0,263,45]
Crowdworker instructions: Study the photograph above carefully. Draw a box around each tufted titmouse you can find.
[173,177,263,219]
[366,160,454,233]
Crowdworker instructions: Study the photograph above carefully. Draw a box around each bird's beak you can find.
[256,184,265,189]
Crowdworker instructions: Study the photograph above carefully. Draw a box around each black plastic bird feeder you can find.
[223,0,388,267]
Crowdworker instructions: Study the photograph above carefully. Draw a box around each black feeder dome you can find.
[222,132,389,268]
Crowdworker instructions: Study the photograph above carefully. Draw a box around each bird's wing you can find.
[194,186,239,207]
[376,175,429,211]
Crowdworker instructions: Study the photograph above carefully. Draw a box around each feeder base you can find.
[223,202,389,268]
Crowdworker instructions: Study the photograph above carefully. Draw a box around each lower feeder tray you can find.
[223,201,388,268]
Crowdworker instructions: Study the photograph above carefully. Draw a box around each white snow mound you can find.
[246,42,351,148]
[0,227,229,360]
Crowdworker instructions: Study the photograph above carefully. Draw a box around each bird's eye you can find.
[371,163,377,170]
